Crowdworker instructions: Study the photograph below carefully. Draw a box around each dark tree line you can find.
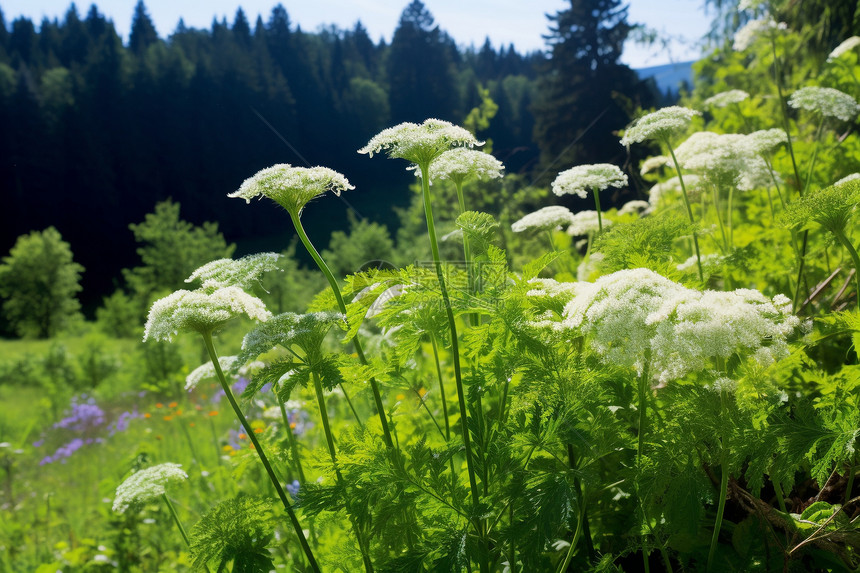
[0,0,653,311]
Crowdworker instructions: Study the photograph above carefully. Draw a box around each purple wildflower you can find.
[286,479,300,498]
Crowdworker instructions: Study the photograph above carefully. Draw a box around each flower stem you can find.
[592,188,603,233]
[455,181,479,327]
[770,35,803,196]
[275,381,306,484]
[201,332,320,573]
[707,462,729,573]
[161,493,190,547]
[832,228,860,308]
[290,211,394,449]
[666,142,704,282]
[419,163,480,507]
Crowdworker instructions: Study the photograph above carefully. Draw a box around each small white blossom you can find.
[828,36,860,61]
[739,0,766,11]
[557,268,799,383]
[185,356,237,390]
[186,253,281,291]
[677,253,724,272]
[358,119,482,166]
[552,164,627,199]
[113,463,188,513]
[618,200,651,216]
[640,155,669,176]
[733,19,780,51]
[511,206,575,233]
[425,148,504,184]
[746,128,788,155]
[567,210,611,236]
[704,89,750,108]
[229,164,354,216]
[789,86,860,121]
[620,107,700,146]
[144,287,271,342]
[648,175,703,208]
[675,131,762,185]
[835,173,860,186]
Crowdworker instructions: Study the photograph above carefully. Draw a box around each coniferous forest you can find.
[0,0,654,314]
[7,0,860,571]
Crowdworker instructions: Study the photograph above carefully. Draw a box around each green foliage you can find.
[188,495,278,571]
[321,214,396,278]
[0,227,84,339]
[123,200,235,306]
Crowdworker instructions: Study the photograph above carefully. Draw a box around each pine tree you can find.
[532,0,653,178]
[129,0,158,55]
[387,0,458,123]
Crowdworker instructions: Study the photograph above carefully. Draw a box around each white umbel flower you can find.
[618,200,651,216]
[648,175,703,208]
[788,86,860,121]
[746,129,788,155]
[358,119,482,166]
[426,148,504,184]
[640,155,669,176]
[144,287,271,342]
[828,36,860,61]
[620,107,700,146]
[511,206,575,233]
[703,89,750,108]
[552,164,627,199]
[229,164,354,216]
[835,173,860,186]
[185,356,238,390]
[567,210,610,236]
[186,253,281,291]
[113,463,188,513]
[557,268,799,383]
[733,19,780,51]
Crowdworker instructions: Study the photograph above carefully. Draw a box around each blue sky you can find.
[1,0,712,68]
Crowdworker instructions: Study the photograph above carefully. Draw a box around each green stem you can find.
[771,35,803,196]
[290,210,394,449]
[637,361,650,467]
[567,444,594,561]
[311,370,375,573]
[666,142,704,282]
[846,461,856,505]
[276,381,306,484]
[161,493,190,547]
[201,332,320,573]
[832,228,860,309]
[707,462,730,572]
[430,335,451,441]
[727,186,734,251]
[804,117,826,195]
[420,162,484,573]
[455,180,479,327]
[420,163,480,509]
[592,187,603,233]
[711,183,729,253]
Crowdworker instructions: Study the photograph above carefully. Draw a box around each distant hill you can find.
[635,61,695,97]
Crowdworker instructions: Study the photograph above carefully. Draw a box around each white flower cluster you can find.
[704,89,750,109]
[788,86,860,122]
[229,164,354,215]
[640,155,669,176]
[835,173,860,186]
[621,107,700,146]
[511,205,575,233]
[567,210,611,236]
[186,253,281,291]
[426,148,504,184]
[828,36,860,61]
[675,131,771,189]
[733,19,781,51]
[113,463,188,513]
[556,268,799,384]
[618,200,651,216]
[648,174,703,208]
[185,356,238,390]
[747,128,787,154]
[144,287,271,342]
[358,119,482,166]
[552,164,628,199]
[677,253,724,272]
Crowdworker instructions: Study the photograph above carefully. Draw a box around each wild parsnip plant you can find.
[100,22,860,573]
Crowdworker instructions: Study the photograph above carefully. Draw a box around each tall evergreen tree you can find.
[532,0,653,177]
[232,8,252,48]
[129,0,158,55]
[387,0,458,123]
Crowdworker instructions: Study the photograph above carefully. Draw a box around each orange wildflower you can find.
[168,402,178,408]
[155,403,163,409]
[208,411,219,417]
[144,413,151,419]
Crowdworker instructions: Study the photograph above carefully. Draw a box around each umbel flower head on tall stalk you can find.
[113,463,188,513]
[228,164,354,217]
[358,118,483,168]
[423,148,504,185]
